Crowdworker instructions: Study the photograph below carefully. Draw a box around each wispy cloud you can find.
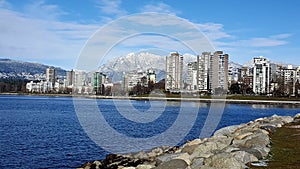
[0,7,99,68]
[96,0,126,17]
[140,2,180,15]
[221,34,291,48]
[245,37,288,47]
[23,0,67,20]
[196,23,232,41]
[0,0,11,9]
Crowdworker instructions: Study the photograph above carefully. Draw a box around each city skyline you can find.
[1,0,300,70]
[24,52,300,97]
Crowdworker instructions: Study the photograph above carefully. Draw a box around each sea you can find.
[0,95,299,169]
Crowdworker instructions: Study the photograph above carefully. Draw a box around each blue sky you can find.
[0,0,299,70]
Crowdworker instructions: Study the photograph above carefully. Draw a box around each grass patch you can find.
[251,119,300,169]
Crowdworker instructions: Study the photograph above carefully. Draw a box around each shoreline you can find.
[78,114,300,169]
[1,92,300,105]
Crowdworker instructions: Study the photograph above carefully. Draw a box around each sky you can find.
[0,0,300,70]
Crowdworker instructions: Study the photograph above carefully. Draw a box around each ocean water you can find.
[0,95,299,169]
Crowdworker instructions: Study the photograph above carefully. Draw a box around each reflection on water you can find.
[251,104,300,109]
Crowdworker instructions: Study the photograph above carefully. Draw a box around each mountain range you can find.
[0,58,66,78]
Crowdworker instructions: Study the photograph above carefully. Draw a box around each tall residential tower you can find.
[165,52,183,92]
[252,56,271,94]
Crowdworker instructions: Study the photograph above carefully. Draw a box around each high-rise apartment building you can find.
[147,68,156,84]
[197,52,211,92]
[252,56,271,94]
[123,71,147,92]
[66,70,75,86]
[46,67,56,87]
[195,51,228,94]
[165,52,183,92]
[93,72,107,94]
[211,51,229,93]
[186,62,198,91]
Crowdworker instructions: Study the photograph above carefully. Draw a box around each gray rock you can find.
[183,139,202,147]
[231,151,258,164]
[209,136,233,148]
[198,166,218,169]
[270,115,293,124]
[280,116,294,124]
[156,153,188,165]
[191,141,218,158]
[204,153,245,169]
[294,113,300,119]
[133,151,149,159]
[239,146,270,160]
[182,144,199,155]
[243,133,270,148]
[147,147,164,158]
[240,148,262,160]
[260,125,277,133]
[213,125,240,137]
[233,131,270,149]
[153,159,188,169]
[92,160,101,169]
[234,132,253,140]
[224,146,240,153]
[136,164,154,169]
[190,157,204,169]
[252,146,270,159]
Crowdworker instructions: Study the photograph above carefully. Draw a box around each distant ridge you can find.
[0,58,66,76]
[99,52,197,82]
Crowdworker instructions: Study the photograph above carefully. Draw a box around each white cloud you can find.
[196,23,232,41]
[245,37,288,47]
[96,0,126,16]
[220,34,290,48]
[270,33,291,39]
[0,0,11,9]
[0,8,99,68]
[22,0,67,20]
[140,2,180,15]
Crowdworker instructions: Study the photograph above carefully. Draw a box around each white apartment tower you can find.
[211,51,229,93]
[46,67,56,87]
[197,52,211,92]
[165,52,183,92]
[66,70,75,86]
[123,71,147,92]
[252,56,271,94]
[147,68,156,84]
[196,51,228,94]
[186,62,198,91]
[282,65,298,96]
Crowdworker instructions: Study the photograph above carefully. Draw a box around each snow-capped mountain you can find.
[99,52,197,82]
[228,62,242,69]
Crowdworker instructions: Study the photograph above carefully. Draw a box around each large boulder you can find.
[204,153,245,169]
[153,159,188,169]
[243,133,270,148]
[213,125,241,137]
[156,152,190,165]
[190,157,204,169]
[231,151,258,164]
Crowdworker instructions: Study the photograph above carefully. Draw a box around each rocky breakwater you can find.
[78,114,300,169]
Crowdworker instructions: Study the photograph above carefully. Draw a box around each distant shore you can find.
[1,92,300,105]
